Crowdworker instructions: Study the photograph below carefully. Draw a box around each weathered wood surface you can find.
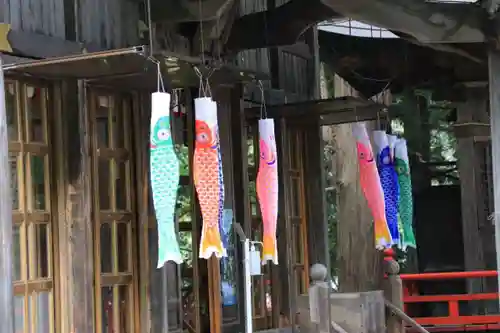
[55,80,95,333]
[236,0,270,74]
[487,50,500,310]
[0,57,14,333]
[77,0,141,48]
[1,0,65,38]
[226,0,337,52]
[456,85,493,312]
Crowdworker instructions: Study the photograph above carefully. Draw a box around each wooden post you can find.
[383,249,404,333]
[488,50,500,310]
[456,83,490,314]
[0,58,14,333]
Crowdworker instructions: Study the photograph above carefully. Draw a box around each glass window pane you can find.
[252,276,263,317]
[295,269,304,295]
[101,286,113,333]
[293,222,303,264]
[10,153,19,210]
[116,223,129,273]
[221,226,239,324]
[100,223,112,273]
[115,160,128,211]
[25,85,45,143]
[96,96,110,148]
[249,181,258,217]
[5,82,18,141]
[177,144,189,177]
[290,178,300,218]
[98,160,112,211]
[13,224,21,281]
[149,229,184,333]
[14,295,24,333]
[33,223,49,278]
[118,286,131,333]
[112,102,125,149]
[35,291,51,333]
[31,155,47,211]
[247,136,256,168]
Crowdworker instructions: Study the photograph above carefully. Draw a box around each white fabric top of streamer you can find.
[258,118,276,148]
[194,97,218,126]
[372,130,389,156]
[352,123,371,147]
[151,92,171,131]
[394,138,410,165]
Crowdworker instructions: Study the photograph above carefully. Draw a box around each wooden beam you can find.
[319,105,388,125]
[225,0,339,52]
[453,122,491,139]
[245,96,381,119]
[0,56,14,333]
[149,0,234,22]
[5,27,94,58]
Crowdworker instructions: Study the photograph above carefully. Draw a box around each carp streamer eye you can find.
[197,132,209,143]
[157,129,170,141]
[359,152,365,159]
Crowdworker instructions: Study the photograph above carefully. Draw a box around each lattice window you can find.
[286,127,309,296]
[90,91,137,333]
[7,80,55,333]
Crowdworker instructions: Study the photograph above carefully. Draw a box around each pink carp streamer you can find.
[256,119,279,265]
[193,97,225,259]
[352,123,392,249]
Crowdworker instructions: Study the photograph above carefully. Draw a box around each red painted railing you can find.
[400,270,500,331]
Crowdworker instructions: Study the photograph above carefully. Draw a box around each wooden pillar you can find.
[488,50,500,310]
[456,83,490,304]
[55,80,95,333]
[303,119,329,269]
[0,58,14,333]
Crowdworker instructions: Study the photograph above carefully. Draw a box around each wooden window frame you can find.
[88,89,140,333]
[287,128,309,296]
[7,78,58,333]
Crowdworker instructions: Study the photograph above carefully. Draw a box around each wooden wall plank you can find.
[75,0,140,49]
[55,79,95,333]
[1,0,66,38]
[1,0,10,23]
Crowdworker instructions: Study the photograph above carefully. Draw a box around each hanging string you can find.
[198,0,206,65]
[216,14,222,63]
[194,66,213,98]
[156,59,165,93]
[144,0,154,57]
[258,80,267,119]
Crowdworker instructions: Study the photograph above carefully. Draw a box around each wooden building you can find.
[0,0,388,333]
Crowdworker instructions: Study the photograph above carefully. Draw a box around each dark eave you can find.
[318,30,487,97]
[225,0,339,52]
